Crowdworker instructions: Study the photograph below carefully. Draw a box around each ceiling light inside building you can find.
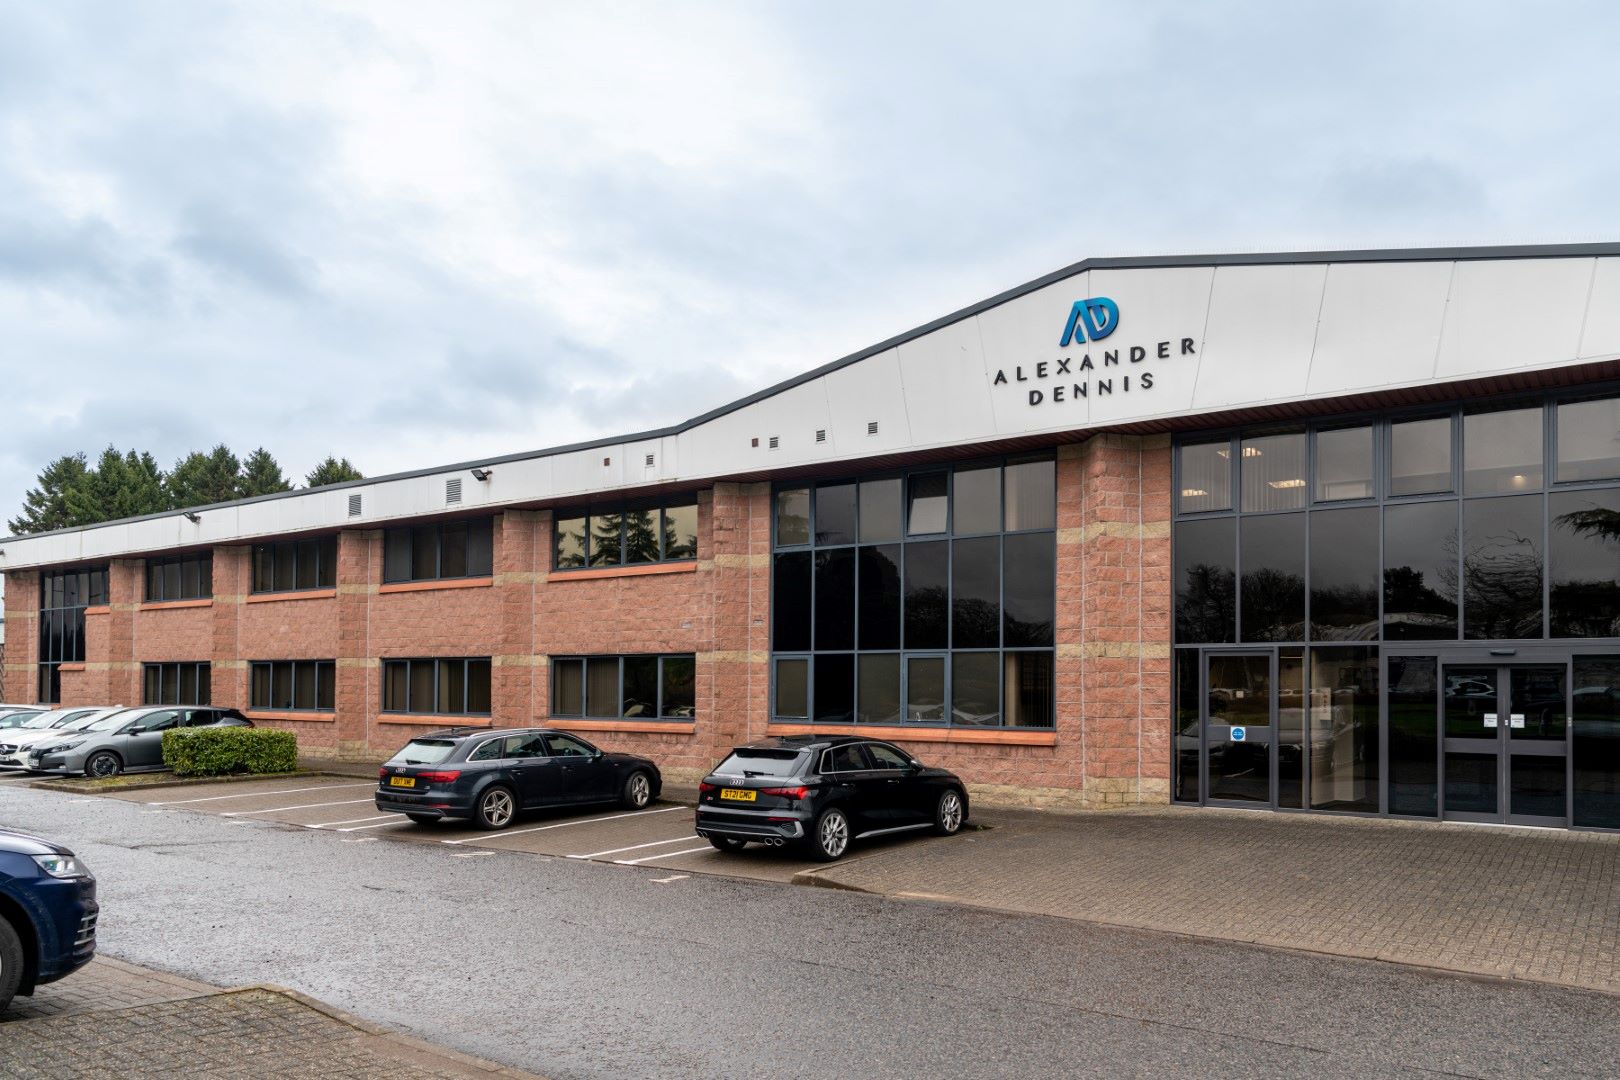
[1267,478,1305,489]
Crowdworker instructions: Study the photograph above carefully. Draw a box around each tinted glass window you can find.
[907,472,948,535]
[776,488,810,546]
[386,739,457,766]
[553,660,583,716]
[624,509,659,564]
[857,654,901,725]
[952,466,1001,535]
[436,659,465,713]
[1573,656,1620,828]
[1003,532,1055,647]
[1004,651,1053,728]
[904,541,949,649]
[774,658,808,718]
[865,743,911,769]
[1463,494,1543,639]
[545,734,593,757]
[585,658,618,717]
[1004,459,1055,531]
[1464,407,1543,495]
[1549,489,1620,638]
[1175,517,1235,643]
[906,656,945,722]
[1173,650,1199,802]
[823,745,866,772]
[813,654,854,724]
[1391,416,1452,495]
[1316,426,1373,502]
[1557,396,1620,482]
[1239,514,1304,642]
[1308,646,1379,812]
[622,656,658,717]
[662,504,698,559]
[1277,649,1304,808]
[858,479,902,543]
[588,512,623,567]
[661,656,695,717]
[952,537,1000,649]
[468,739,504,761]
[717,749,802,778]
[952,652,999,726]
[815,483,857,546]
[857,545,901,650]
[1309,506,1379,640]
[555,517,587,569]
[1240,432,1306,512]
[1384,501,1459,639]
[439,524,470,578]
[1178,441,1232,513]
[814,549,856,651]
[1387,656,1439,817]
[772,552,812,652]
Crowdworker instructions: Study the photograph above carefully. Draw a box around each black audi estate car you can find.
[696,736,968,861]
[375,727,662,830]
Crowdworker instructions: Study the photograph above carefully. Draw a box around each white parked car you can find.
[0,708,127,768]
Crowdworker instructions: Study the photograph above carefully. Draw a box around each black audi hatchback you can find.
[695,736,968,860]
[375,727,662,829]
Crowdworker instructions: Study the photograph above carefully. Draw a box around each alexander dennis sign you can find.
[992,297,1197,408]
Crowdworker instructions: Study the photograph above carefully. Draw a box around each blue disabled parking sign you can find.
[1230,726,1247,742]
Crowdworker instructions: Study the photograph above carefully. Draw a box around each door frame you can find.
[1199,648,1278,809]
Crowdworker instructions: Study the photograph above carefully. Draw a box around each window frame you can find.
[249,659,337,712]
[381,518,494,585]
[552,496,700,571]
[379,657,492,716]
[251,536,338,595]
[141,662,212,706]
[547,654,699,721]
[145,552,213,603]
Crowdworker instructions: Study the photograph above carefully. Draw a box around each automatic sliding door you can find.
[1204,652,1274,805]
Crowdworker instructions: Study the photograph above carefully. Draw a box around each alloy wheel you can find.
[819,810,849,858]
[482,789,514,828]
[940,791,963,833]
[88,753,119,778]
[628,773,651,808]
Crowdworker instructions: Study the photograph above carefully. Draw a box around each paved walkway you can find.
[1,957,541,1079]
[804,806,1620,994]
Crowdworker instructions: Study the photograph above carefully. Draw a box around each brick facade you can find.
[1,441,1177,806]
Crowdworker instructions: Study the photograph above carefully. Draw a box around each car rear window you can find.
[714,749,803,779]
[387,739,459,766]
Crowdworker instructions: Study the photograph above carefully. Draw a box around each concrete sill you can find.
[547,719,697,735]
[58,662,86,672]
[766,723,1058,746]
[84,605,111,616]
[378,577,493,595]
[246,589,337,604]
[377,714,492,727]
[548,562,697,582]
[139,598,214,611]
[246,710,337,723]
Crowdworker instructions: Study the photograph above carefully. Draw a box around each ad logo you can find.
[1059,297,1119,347]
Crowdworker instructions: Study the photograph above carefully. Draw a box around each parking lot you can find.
[92,774,958,883]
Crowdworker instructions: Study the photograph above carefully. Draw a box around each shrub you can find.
[162,727,298,777]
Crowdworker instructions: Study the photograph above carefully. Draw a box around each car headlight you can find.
[32,854,91,879]
[40,741,82,754]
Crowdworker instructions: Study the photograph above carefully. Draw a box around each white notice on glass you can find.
[1511,713,1526,729]
[1484,713,1499,728]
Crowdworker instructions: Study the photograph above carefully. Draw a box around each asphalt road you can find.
[4,783,1618,1079]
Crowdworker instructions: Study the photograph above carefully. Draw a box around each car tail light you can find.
[377,767,388,779]
[418,770,461,784]
[698,781,717,797]
[761,786,808,800]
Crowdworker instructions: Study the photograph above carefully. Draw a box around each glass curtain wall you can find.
[37,567,109,704]
[772,456,1056,729]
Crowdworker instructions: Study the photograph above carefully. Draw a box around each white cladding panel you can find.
[5,249,1615,570]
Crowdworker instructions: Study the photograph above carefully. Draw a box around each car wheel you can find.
[0,916,22,1011]
[621,770,653,810]
[474,786,516,830]
[708,836,747,853]
[405,813,438,825]
[85,751,122,779]
[933,788,967,836]
[809,807,851,862]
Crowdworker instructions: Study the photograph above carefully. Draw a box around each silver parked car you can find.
[0,707,126,768]
[25,706,253,778]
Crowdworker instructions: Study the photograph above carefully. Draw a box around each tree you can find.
[305,456,363,487]
[239,447,293,498]
[166,444,242,509]
[64,447,167,525]
[7,453,89,535]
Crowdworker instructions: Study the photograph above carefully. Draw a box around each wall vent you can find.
[815,429,826,444]
[768,436,779,450]
[751,437,759,448]
[867,421,879,436]
[347,494,363,517]
[644,453,655,467]
[602,456,612,467]
[445,477,462,505]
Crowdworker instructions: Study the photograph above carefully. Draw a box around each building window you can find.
[553,497,698,570]
[381,658,491,715]
[253,537,337,593]
[145,553,213,603]
[37,566,108,704]
[550,655,696,719]
[143,662,212,706]
[382,519,493,584]
[250,660,336,711]
[771,455,1056,729]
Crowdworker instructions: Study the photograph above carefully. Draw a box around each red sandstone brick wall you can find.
[1,441,1176,807]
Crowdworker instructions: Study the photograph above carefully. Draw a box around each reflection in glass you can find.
[1550,490,1620,638]
[1004,459,1056,530]
[624,509,659,563]
[906,656,946,722]
[589,513,624,567]
[1240,432,1307,512]
[1445,753,1498,814]
[1309,646,1379,812]
[1240,514,1304,642]
[857,654,901,725]
[1509,666,1566,742]
[1174,650,1200,802]
[1004,652,1054,728]
[1206,653,1270,804]
[1510,756,1566,819]
[774,658,808,718]
[1573,656,1620,828]
[857,545,902,650]
[1310,506,1379,640]
[1388,657,1439,816]
[814,654,854,723]
[859,479,903,542]
[622,657,657,717]
[952,653,1000,725]
[1391,416,1452,495]
[1463,494,1543,639]
[952,537,1000,649]
[1316,426,1374,502]
[1443,666,1497,739]
[772,552,812,651]
[904,541,949,650]
[660,657,695,717]
[953,466,1001,534]
[1175,518,1236,643]
[1178,441,1232,513]
[1003,533,1056,647]
[908,472,948,535]
[814,548,856,650]
[1464,407,1543,495]
[776,488,810,546]
[1556,396,1620,482]
[662,504,698,560]
[1278,649,1304,808]
[1384,501,1459,639]
[815,483,857,546]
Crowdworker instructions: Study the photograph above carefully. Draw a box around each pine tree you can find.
[64,447,167,525]
[239,447,293,498]
[166,444,242,509]
[305,456,363,487]
[7,453,89,535]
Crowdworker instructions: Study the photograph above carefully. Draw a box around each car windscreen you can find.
[713,749,804,779]
[386,739,459,766]
[85,711,138,732]
[64,711,118,731]
[22,711,75,729]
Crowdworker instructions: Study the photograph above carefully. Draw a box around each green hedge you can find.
[162,727,299,777]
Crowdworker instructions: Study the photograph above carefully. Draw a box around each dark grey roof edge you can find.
[6,240,1617,547]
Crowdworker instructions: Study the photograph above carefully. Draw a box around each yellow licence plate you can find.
[388,776,417,788]
[719,788,757,802]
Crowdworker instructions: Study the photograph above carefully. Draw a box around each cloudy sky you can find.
[1,1,1614,523]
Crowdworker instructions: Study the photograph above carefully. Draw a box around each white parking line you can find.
[333,818,413,832]
[449,851,495,859]
[222,798,373,817]
[614,845,713,865]
[569,835,700,860]
[147,782,373,806]
[651,874,690,884]
[309,814,393,828]
[440,805,684,845]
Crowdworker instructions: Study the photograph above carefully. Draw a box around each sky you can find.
[1,0,1616,527]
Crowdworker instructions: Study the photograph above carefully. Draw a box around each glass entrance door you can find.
[1442,664,1568,825]
[1203,652,1274,805]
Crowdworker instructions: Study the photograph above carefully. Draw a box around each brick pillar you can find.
[3,571,39,702]
[1074,433,1174,808]
[335,529,378,758]
[1054,444,1086,796]
[496,510,544,726]
[705,482,771,765]
[210,545,249,709]
[99,559,143,707]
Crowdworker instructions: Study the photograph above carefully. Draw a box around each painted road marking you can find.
[334,819,412,832]
[222,798,373,817]
[615,845,713,866]
[651,874,690,884]
[338,837,379,844]
[449,851,496,859]
[309,814,394,828]
[441,805,684,845]
[569,835,700,860]
[148,782,373,806]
